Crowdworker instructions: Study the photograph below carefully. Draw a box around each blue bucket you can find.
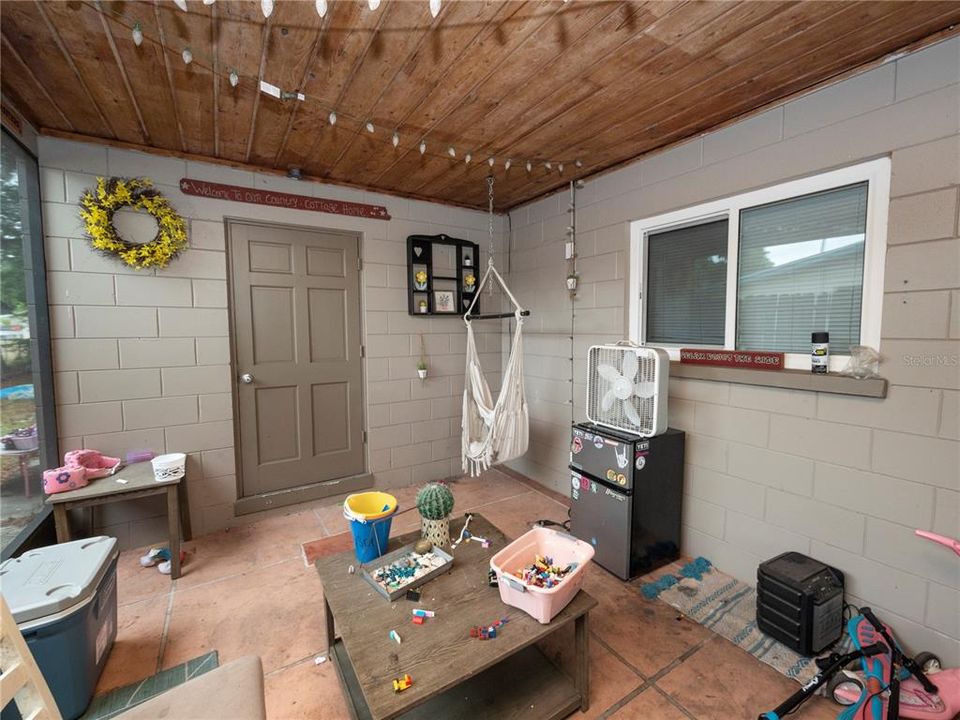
[343,492,397,563]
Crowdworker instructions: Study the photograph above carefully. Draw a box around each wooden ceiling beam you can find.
[153,0,186,152]
[34,0,116,139]
[0,32,75,132]
[96,2,149,144]
[211,1,220,157]
[244,14,274,164]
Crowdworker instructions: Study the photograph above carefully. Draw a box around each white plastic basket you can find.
[151,453,186,481]
[489,526,594,624]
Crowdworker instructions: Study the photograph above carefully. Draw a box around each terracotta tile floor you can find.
[98,468,836,719]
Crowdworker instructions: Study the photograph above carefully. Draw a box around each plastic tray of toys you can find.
[360,543,455,601]
[489,526,595,624]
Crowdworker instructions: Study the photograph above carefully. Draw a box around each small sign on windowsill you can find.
[680,348,784,370]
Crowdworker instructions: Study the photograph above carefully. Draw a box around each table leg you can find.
[575,612,590,712]
[324,593,335,653]
[167,485,182,579]
[53,504,70,543]
[20,456,30,499]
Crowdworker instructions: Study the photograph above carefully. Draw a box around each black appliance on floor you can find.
[568,422,684,580]
[757,552,845,656]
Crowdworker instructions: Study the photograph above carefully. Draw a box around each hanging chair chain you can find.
[487,175,495,267]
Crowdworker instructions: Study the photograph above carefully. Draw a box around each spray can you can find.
[811,332,829,374]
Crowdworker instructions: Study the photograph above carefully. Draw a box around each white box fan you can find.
[586,344,669,437]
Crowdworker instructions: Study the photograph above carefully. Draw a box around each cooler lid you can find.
[0,536,117,624]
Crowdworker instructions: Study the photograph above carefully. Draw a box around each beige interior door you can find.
[228,221,365,500]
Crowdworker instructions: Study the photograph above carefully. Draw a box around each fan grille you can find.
[586,345,663,436]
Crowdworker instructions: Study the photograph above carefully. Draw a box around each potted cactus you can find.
[415,482,455,547]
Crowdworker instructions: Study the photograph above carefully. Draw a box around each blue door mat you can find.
[80,651,219,720]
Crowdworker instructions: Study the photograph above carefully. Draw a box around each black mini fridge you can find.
[569,422,684,580]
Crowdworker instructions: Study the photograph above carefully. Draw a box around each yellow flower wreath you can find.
[79,177,187,269]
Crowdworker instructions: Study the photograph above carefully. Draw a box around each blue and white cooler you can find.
[1,536,119,720]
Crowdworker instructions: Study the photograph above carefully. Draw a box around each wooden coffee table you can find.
[314,514,596,720]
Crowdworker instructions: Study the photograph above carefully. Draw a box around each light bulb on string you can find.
[558,163,564,174]
[429,0,441,18]
[464,153,472,164]
[544,161,552,170]
[447,146,456,158]
[525,161,532,173]
[315,0,327,18]
[419,140,427,155]
[203,0,215,5]
[132,22,143,47]
[575,159,583,168]
[173,0,187,11]
[229,69,239,87]
[504,159,512,171]
[487,157,495,168]
[261,0,273,18]
[392,131,400,148]
[328,110,337,126]
[368,0,381,10]
[365,121,375,133]
[182,47,193,64]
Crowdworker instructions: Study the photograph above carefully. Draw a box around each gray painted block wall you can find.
[39,141,505,545]
[506,37,960,663]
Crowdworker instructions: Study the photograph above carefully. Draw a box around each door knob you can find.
[240,373,254,384]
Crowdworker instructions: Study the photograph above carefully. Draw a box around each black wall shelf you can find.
[407,234,480,317]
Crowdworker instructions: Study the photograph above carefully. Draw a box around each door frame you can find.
[223,217,373,516]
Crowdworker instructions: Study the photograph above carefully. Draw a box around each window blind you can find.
[737,183,868,353]
[646,218,727,345]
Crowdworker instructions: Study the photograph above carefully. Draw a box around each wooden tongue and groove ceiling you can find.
[2,1,959,211]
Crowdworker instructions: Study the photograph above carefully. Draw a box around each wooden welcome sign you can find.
[680,348,784,370]
[179,178,391,220]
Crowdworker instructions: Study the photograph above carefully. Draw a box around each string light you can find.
[182,47,193,64]
[132,22,143,47]
[392,131,400,148]
[447,146,456,158]
[365,121,375,133]
[261,0,274,18]
[315,0,327,17]
[368,0,381,10]
[545,161,552,170]
[526,161,532,173]
[558,162,564,174]
[487,157,495,167]
[419,140,427,155]
[465,153,472,164]
[575,159,583,168]
[203,0,216,5]
[229,69,239,87]
[173,0,187,11]
[429,0,441,18]
[328,110,337,126]
[504,158,512,171]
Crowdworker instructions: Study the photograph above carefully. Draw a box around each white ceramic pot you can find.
[417,368,427,380]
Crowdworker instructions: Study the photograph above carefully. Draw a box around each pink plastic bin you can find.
[489,526,595,624]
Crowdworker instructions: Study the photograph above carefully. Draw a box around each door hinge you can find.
[357,256,363,271]
[360,344,365,358]
[362,430,368,444]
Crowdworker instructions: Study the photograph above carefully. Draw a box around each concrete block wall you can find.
[40,138,504,545]
[507,37,960,662]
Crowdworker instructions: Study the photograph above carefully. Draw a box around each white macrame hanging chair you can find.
[461,177,529,476]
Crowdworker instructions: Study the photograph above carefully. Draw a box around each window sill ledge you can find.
[669,362,887,398]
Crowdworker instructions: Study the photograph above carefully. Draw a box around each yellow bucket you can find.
[343,491,397,522]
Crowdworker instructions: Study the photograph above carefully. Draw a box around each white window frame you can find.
[628,157,890,371]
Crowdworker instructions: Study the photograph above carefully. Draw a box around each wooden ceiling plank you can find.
[504,2,960,208]
[324,0,520,188]
[153,0,187,152]
[211,1,219,157]
[243,15,273,163]
[493,0,857,207]
[383,0,630,194]
[438,0,795,205]
[263,3,333,167]
[322,0,442,178]
[96,3,150,144]
[33,0,117,139]
[363,1,563,190]
[0,32,75,132]
[277,0,386,171]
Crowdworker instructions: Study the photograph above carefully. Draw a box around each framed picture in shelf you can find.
[433,290,455,313]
